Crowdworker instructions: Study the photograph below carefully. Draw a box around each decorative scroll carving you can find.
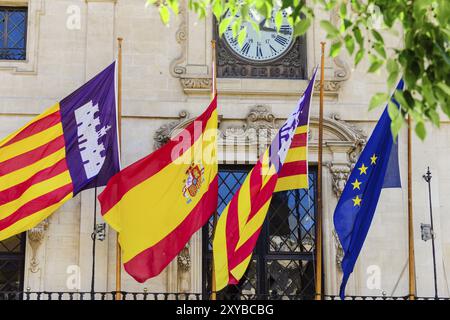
[28,219,49,273]
[180,78,212,90]
[177,243,191,273]
[153,110,190,149]
[245,105,276,130]
[169,3,187,78]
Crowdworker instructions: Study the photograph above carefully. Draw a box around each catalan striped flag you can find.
[213,70,316,290]
[98,97,218,283]
[0,62,120,241]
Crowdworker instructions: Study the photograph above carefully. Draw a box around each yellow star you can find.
[370,154,378,165]
[351,179,362,190]
[353,195,362,207]
[358,163,368,175]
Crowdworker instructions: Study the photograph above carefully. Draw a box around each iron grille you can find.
[202,165,318,300]
[0,233,26,294]
[0,7,27,60]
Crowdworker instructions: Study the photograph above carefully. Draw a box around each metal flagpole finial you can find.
[423,167,432,182]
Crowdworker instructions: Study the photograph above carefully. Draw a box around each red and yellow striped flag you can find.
[98,97,218,282]
[0,63,120,241]
[213,71,316,290]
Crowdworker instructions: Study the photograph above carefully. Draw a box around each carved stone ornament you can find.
[327,163,351,198]
[245,105,276,130]
[333,229,344,269]
[153,110,190,149]
[177,242,191,273]
[28,219,49,273]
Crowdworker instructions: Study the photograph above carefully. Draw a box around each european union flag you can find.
[333,80,404,299]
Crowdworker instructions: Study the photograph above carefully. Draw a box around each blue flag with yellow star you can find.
[334,80,404,299]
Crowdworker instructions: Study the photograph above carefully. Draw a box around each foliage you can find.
[146,0,450,139]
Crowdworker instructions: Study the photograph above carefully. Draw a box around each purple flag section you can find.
[59,62,120,195]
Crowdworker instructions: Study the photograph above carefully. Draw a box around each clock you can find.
[215,10,307,79]
[222,10,294,63]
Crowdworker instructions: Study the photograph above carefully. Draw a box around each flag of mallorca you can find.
[0,62,120,241]
[98,96,218,283]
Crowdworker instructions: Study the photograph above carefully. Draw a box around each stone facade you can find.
[0,0,449,298]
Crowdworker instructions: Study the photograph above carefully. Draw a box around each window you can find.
[0,6,27,60]
[0,234,26,294]
[202,165,319,299]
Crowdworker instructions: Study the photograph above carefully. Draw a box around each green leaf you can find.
[320,20,340,38]
[388,100,400,119]
[167,0,179,15]
[212,0,223,20]
[219,17,232,37]
[330,41,342,58]
[427,108,441,128]
[436,82,450,96]
[355,48,364,66]
[159,5,170,25]
[237,27,247,47]
[294,18,311,37]
[344,34,355,54]
[368,59,384,73]
[390,111,405,139]
[394,91,410,110]
[275,10,283,31]
[415,122,427,140]
[371,30,384,44]
[369,93,389,111]
[339,3,347,18]
[353,26,364,46]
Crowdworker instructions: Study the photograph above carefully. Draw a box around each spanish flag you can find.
[0,62,120,241]
[213,71,316,290]
[98,97,218,282]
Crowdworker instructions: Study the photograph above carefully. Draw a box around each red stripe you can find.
[99,97,217,216]
[249,163,263,216]
[290,132,307,148]
[247,174,278,221]
[2,111,61,148]
[0,136,65,177]
[123,175,218,283]
[278,160,307,178]
[228,227,262,271]
[225,188,241,272]
[0,159,69,206]
[0,183,73,231]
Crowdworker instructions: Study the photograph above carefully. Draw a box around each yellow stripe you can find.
[235,200,271,250]
[0,193,72,242]
[0,171,72,220]
[274,174,308,193]
[213,206,231,291]
[295,125,308,135]
[0,123,63,163]
[230,254,252,283]
[237,173,252,235]
[104,109,218,263]
[284,146,307,163]
[0,147,66,192]
[0,104,60,148]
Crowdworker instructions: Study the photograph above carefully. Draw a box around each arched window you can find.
[202,165,319,299]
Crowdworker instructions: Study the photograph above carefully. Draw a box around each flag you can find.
[213,70,317,290]
[98,97,218,283]
[0,62,120,241]
[333,80,404,299]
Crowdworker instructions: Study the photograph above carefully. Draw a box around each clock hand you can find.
[259,25,292,35]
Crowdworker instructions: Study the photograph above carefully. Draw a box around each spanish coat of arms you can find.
[182,163,205,204]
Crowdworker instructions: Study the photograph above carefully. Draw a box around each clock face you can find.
[223,10,294,63]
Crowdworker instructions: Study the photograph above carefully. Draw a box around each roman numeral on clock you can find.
[241,42,251,55]
[269,45,278,54]
[256,43,263,58]
[279,25,292,35]
[274,35,288,46]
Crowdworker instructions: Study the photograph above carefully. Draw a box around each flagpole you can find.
[407,116,416,300]
[210,39,218,301]
[315,42,325,301]
[115,37,123,300]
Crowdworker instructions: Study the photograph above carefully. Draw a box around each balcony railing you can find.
[0,291,448,301]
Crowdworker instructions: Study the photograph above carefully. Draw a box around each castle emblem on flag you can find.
[74,101,111,179]
[182,163,205,203]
